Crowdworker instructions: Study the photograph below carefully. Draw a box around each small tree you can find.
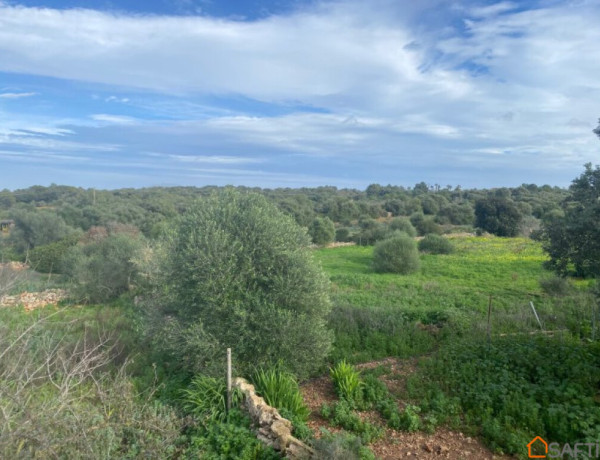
[147,189,332,378]
[542,163,600,277]
[475,196,522,237]
[309,217,335,245]
[372,233,420,274]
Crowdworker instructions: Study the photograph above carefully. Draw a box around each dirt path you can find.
[300,357,512,460]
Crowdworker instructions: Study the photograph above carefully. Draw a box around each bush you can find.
[309,217,335,245]
[330,360,363,404]
[320,401,383,443]
[475,196,522,237]
[418,234,454,254]
[389,217,417,237]
[189,410,280,460]
[62,233,144,303]
[372,234,420,274]
[312,430,375,460]
[252,368,310,422]
[335,227,352,242]
[410,213,442,236]
[27,233,81,273]
[146,189,332,378]
[539,276,571,296]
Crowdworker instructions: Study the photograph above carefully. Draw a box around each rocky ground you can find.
[0,289,67,311]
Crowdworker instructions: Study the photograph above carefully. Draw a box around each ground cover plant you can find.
[408,336,600,458]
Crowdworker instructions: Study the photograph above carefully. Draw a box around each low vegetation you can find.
[1,165,599,458]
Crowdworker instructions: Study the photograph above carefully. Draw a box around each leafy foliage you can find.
[189,410,280,460]
[148,189,332,378]
[372,233,420,274]
[542,163,600,277]
[27,233,81,273]
[414,337,600,456]
[475,196,523,237]
[418,234,454,254]
[62,233,144,302]
[320,401,383,444]
[309,216,336,245]
[312,429,375,460]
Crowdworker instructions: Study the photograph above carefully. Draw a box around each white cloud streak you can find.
[0,92,37,99]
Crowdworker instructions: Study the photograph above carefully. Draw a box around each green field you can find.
[315,237,600,458]
[316,236,596,363]
[318,236,552,310]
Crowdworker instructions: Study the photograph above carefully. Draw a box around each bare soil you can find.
[300,357,512,460]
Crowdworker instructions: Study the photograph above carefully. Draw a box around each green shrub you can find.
[181,376,242,424]
[190,410,280,460]
[539,276,571,296]
[330,360,363,404]
[146,189,332,378]
[312,429,375,460]
[416,337,600,456]
[389,217,417,237]
[62,233,144,302]
[410,213,442,236]
[252,368,310,422]
[418,234,454,254]
[27,233,81,273]
[320,401,383,444]
[372,234,420,274]
[309,217,336,245]
[395,404,422,432]
[279,408,313,442]
[335,227,352,242]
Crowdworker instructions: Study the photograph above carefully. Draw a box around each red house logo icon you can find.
[527,436,548,458]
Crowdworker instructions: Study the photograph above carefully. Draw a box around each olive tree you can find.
[147,189,332,378]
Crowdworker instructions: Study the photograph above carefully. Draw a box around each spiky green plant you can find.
[181,376,241,424]
[251,368,310,422]
[330,360,363,404]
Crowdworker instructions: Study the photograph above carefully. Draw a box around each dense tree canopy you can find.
[475,196,522,237]
[543,163,600,277]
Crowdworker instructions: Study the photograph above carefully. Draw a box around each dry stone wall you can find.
[233,377,314,459]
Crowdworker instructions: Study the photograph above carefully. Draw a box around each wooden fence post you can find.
[226,348,232,414]
[487,295,492,346]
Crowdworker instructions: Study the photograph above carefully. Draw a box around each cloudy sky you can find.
[1,0,599,190]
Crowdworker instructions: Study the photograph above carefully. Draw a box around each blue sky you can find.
[1,0,599,190]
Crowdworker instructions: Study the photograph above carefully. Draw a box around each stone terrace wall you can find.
[233,377,314,459]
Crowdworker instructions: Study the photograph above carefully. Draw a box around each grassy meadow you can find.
[315,236,600,458]
[317,236,596,362]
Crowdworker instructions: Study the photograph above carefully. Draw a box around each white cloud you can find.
[91,114,138,125]
[0,1,599,188]
[0,92,36,99]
